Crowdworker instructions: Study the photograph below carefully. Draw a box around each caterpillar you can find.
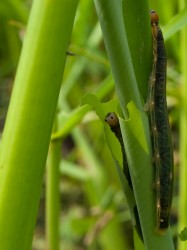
[148,10,174,232]
[105,112,132,188]
[105,112,143,240]
[105,9,173,234]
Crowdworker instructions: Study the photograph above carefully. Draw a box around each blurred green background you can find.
[0,0,186,249]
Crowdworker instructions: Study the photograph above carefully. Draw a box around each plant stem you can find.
[46,123,61,250]
[178,1,187,249]
[0,0,78,249]
[94,0,174,248]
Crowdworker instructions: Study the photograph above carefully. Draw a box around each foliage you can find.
[179,227,187,241]
[0,0,186,249]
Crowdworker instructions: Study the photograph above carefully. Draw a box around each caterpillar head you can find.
[105,112,119,127]
[150,9,159,25]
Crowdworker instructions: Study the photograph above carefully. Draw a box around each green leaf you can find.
[93,0,175,249]
[82,93,141,236]
[134,228,145,250]
[52,74,114,141]
[163,7,187,41]
[52,105,91,140]
[179,227,187,241]
[59,160,90,181]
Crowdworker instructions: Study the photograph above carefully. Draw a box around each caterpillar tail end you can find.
[155,220,169,235]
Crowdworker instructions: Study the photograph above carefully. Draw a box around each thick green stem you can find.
[178,1,187,249]
[46,131,61,250]
[94,0,174,249]
[0,0,78,249]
